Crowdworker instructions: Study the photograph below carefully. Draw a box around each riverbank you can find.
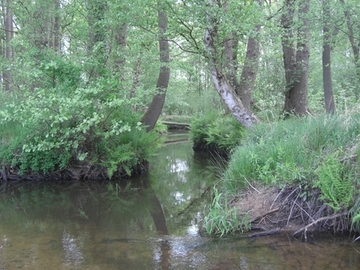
[230,185,350,240]
[201,112,360,239]
[0,161,149,182]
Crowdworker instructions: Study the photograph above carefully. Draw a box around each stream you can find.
[0,133,359,269]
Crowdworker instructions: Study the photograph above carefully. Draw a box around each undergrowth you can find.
[190,112,246,152]
[204,112,360,236]
[0,86,161,178]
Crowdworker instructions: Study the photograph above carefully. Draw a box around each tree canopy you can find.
[1,0,360,177]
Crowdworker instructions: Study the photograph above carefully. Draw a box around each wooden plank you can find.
[162,121,190,127]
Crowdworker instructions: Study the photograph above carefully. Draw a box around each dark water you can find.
[0,135,359,269]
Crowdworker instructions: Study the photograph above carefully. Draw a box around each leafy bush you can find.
[0,65,160,177]
[190,112,246,152]
[350,198,360,234]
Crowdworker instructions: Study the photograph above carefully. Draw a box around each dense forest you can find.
[1,0,360,238]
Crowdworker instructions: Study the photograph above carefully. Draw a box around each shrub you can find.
[190,112,246,152]
[0,84,160,177]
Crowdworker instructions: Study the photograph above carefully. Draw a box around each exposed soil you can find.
[230,184,350,240]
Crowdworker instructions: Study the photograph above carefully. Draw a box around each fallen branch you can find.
[287,193,299,226]
[294,201,315,222]
[339,154,357,163]
[245,179,261,194]
[292,212,348,240]
[352,235,360,243]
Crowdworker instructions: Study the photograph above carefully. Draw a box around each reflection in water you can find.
[141,176,169,236]
[0,140,359,269]
[62,230,85,266]
[141,176,171,269]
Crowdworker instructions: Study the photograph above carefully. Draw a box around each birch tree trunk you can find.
[204,0,255,128]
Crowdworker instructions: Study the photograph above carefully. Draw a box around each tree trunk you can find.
[204,0,255,128]
[2,0,13,91]
[339,0,360,99]
[112,22,128,81]
[281,0,295,99]
[53,0,61,52]
[87,0,107,78]
[322,0,335,114]
[238,29,261,109]
[282,0,310,116]
[141,7,170,132]
[223,1,261,112]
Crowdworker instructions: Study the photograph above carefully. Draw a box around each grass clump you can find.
[204,186,250,236]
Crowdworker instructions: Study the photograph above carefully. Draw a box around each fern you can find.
[104,143,138,178]
[190,112,246,151]
[315,153,354,211]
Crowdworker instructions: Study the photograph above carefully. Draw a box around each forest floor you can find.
[230,185,350,240]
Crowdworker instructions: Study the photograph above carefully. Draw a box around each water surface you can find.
[0,138,359,269]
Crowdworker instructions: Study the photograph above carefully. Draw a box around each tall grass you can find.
[215,111,360,234]
[223,112,360,193]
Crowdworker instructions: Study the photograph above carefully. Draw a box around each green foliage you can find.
[0,76,160,177]
[104,143,137,178]
[250,147,306,185]
[208,112,360,236]
[190,112,246,152]
[19,149,72,174]
[204,187,250,237]
[350,199,360,234]
[315,153,354,211]
[223,113,360,195]
[99,120,160,178]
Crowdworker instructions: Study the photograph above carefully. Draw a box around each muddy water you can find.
[0,136,359,269]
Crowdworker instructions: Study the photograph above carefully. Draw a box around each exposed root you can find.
[292,212,348,241]
[231,184,352,239]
